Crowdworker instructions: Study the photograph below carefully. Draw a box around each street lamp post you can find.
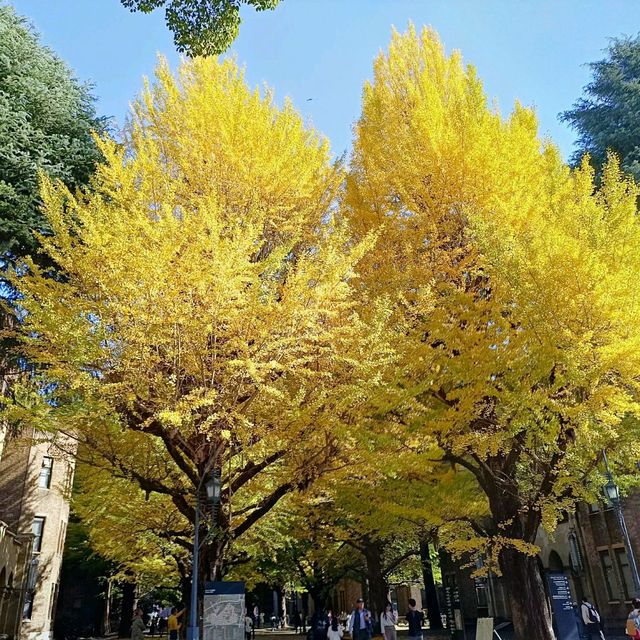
[602,450,640,597]
[187,469,222,640]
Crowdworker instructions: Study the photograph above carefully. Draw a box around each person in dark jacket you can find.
[347,599,373,640]
[293,611,303,634]
[405,599,424,640]
[311,609,330,640]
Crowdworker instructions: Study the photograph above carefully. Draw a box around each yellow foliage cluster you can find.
[345,25,640,574]
[7,26,640,590]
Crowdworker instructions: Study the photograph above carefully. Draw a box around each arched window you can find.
[548,551,564,572]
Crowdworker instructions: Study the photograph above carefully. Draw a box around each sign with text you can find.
[476,618,493,640]
[203,581,245,640]
[444,586,465,640]
[547,572,581,640]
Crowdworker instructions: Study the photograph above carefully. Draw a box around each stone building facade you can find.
[0,421,31,640]
[0,429,75,640]
[330,578,424,620]
[0,517,32,640]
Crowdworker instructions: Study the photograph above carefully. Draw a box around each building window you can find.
[615,548,634,601]
[569,533,584,574]
[475,581,488,607]
[23,591,34,619]
[39,456,53,489]
[57,520,67,556]
[599,549,617,600]
[32,517,45,553]
[49,582,59,619]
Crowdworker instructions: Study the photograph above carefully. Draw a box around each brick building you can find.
[575,497,640,622]
[330,577,425,620]
[0,429,75,640]
[439,494,640,635]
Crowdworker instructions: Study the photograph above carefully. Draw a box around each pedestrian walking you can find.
[626,598,640,639]
[405,599,424,640]
[311,609,330,640]
[149,610,158,637]
[327,617,343,640]
[293,610,303,634]
[581,597,605,639]
[380,603,397,640]
[131,609,146,640]
[245,609,255,640]
[167,606,186,640]
[347,598,373,640]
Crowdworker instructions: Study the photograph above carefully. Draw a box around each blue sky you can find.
[12,0,640,160]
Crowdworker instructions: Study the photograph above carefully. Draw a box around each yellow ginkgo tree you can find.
[8,56,389,581]
[347,26,640,640]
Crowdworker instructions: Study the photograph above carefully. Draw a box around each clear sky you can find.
[11,0,640,160]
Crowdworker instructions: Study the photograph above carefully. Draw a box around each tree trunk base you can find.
[499,550,554,640]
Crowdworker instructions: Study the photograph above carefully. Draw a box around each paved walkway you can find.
[253,625,630,640]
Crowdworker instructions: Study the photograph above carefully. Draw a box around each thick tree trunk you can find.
[480,456,554,640]
[363,541,388,620]
[419,538,442,630]
[180,574,191,613]
[498,549,553,640]
[117,580,136,638]
[204,535,226,581]
[301,593,309,632]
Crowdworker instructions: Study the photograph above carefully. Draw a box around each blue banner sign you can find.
[204,581,245,595]
[547,572,581,640]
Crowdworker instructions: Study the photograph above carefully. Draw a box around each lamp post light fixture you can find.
[602,450,640,597]
[204,473,221,504]
[187,468,222,640]
[603,477,620,504]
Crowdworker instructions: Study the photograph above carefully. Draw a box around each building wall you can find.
[333,578,363,616]
[392,585,423,617]
[576,497,640,627]
[0,438,32,531]
[0,432,75,640]
[0,523,32,640]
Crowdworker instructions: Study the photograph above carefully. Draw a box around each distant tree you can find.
[562,34,640,182]
[0,5,105,273]
[120,0,280,57]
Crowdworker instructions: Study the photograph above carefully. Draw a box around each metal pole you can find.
[603,451,640,596]
[187,492,201,640]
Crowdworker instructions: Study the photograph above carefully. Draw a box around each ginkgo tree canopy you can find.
[346,25,640,640]
[6,25,640,640]
[8,54,390,577]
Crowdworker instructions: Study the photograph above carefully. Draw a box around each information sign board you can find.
[203,581,245,640]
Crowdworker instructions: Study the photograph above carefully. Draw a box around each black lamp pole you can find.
[602,450,640,597]
[187,468,221,640]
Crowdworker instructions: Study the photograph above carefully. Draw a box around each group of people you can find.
[310,597,425,640]
[581,596,640,640]
[130,606,185,640]
[125,593,640,640]
[245,605,270,640]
